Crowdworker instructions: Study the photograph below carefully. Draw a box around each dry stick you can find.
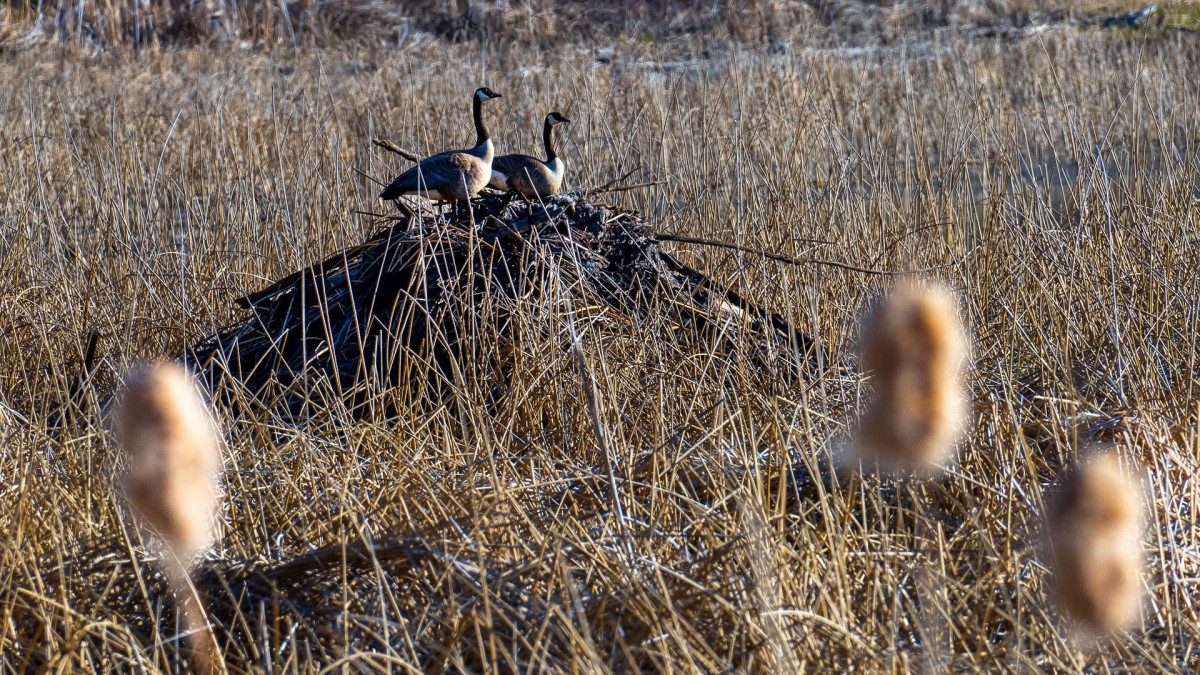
[371,138,422,163]
[353,166,386,187]
[654,232,976,276]
[588,166,643,195]
[167,561,224,675]
[352,209,404,220]
[867,221,950,268]
[591,180,666,195]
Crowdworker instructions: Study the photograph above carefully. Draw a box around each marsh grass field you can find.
[1,1,1199,671]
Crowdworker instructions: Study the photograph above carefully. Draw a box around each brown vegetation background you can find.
[1,0,1198,671]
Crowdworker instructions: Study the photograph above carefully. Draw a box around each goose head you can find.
[475,87,502,102]
[546,112,571,126]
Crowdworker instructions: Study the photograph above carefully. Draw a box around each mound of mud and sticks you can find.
[187,190,824,415]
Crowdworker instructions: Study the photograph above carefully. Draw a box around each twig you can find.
[390,199,417,221]
[371,138,422,162]
[353,166,386,187]
[588,166,642,194]
[656,251,825,372]
[252,542,435,582]
[593,180,666,195]
[654,232,973,276]
[868,221,950,268]
[352,209,398,219]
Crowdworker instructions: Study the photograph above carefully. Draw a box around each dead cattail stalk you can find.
[854,279,967,471]
[1046,449,1144,636]
[115,361,224,672]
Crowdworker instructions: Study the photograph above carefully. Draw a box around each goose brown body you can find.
[381,87,501,202]
[382,146,494,201]
[490,112,570,199]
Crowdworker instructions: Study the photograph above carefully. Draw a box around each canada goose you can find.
[380,87,502,202]
[489,112,570,199]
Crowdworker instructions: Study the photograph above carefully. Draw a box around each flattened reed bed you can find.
[11,538,500,669]
[188,191,823,415]
[13,529,799,671]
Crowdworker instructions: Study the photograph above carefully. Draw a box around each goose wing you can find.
[380,151,476,200]
[492,154,545,177]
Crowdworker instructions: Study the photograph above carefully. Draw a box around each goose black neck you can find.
[473,95,490,148]
[543,119,557,163]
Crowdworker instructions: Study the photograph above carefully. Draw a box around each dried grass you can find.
[1,16,1198,673]
[0,0,1165,49]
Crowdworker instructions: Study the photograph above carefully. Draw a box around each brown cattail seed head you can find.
[116,362,221,566]
[1046,450,1144,636]
[855,279,967,471]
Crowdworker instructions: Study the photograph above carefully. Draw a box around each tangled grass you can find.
[1,16,1198,672]
[0,0,1183,50]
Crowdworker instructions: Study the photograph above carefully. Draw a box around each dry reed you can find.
[1046,449,1145,637]
[854,279,968,472]
[115,361,223,672]
[1,12,1198,670]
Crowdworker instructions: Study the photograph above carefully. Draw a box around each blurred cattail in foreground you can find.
[115,361,223,672]
[1045,449,1144,637]
[116,361,221,563]
[854,279,967,471]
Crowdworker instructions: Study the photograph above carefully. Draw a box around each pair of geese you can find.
[380,87,569,203]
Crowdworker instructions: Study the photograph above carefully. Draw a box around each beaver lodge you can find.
[187,191,824,415]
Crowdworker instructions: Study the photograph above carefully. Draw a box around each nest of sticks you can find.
[187,190,822,414]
